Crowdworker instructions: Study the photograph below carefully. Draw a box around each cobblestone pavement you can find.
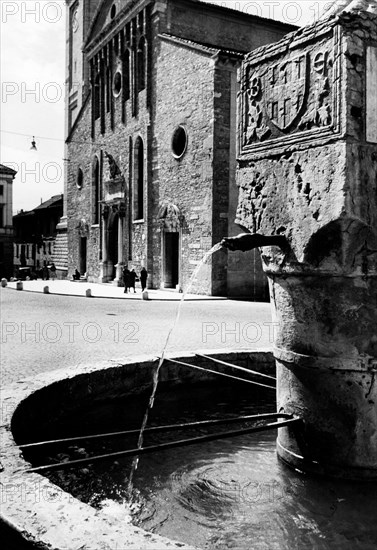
[1,288,273,386]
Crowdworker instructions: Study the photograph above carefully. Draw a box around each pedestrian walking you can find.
[140,267,148,291]
[129,269,137,293]
[42,261,49,281]
[123,267,131,293]
[50,262,57,280]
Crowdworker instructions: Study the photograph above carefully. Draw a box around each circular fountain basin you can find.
[0,349,274,549]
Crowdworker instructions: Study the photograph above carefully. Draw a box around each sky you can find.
[0,0,333,213]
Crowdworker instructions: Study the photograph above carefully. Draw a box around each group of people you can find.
[122,266,148,293]
[43,262,56,280]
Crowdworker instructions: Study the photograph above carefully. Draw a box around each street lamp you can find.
[30,136,37,151]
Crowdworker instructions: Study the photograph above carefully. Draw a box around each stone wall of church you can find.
[152,36,215,293]
[212,64,233,296]
[167,0,296,54]
[92,87,151,278]
[67,92,152,282]
[65,0,296,295]
[66,102,99,279]
[67,38,152,283]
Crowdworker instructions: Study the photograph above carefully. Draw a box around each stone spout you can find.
[221,233,288,252]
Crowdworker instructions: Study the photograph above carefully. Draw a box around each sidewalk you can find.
[5,279,226,301]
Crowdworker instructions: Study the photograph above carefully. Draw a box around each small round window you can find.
[113,71,122,97]
[77,167,84,189]
[172,126,188,159]
[110,4,117,19]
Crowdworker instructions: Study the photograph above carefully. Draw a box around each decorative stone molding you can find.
[104,175,126,198]
[77,219,89,236]
[102,201,127,218]
[158,202,182,231]
[239,25,342,159]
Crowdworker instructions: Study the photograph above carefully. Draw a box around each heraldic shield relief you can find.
[240,29,340,154]
[266,54,308,131]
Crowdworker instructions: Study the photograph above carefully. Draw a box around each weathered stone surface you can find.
[236,9,377,477]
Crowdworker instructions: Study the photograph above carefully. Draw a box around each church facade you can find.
[62,0,295,296]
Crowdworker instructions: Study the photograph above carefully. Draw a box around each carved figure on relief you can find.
[104,151,122,180]
[299,51,332,130]
[244,73,270,145]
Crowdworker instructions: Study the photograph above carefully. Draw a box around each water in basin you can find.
[26,380,377,550]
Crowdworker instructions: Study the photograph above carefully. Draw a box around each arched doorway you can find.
[158,203,182,290]
[163,232,179,288]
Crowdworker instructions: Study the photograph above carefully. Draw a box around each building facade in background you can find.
[0,164,16,278]
[62,0,295,297]
[13,195,63,275]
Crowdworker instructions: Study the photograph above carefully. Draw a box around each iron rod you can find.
[196,353,277,381]
[164,358,276,390]
[19,413,291,450]
[26,418,300,474]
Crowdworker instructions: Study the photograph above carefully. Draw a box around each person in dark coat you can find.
[140,267,148,291]
[42,262,49,281]
[129,269,137,293]
[50,262,57,280]
[122,267,131,293]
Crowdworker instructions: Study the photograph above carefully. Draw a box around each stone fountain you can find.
[1,2,377,549]
[223,0,377,478]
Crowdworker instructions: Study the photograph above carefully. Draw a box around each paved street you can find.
[1,288,273,385]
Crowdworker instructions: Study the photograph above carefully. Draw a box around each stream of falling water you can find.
[127,242,224,496]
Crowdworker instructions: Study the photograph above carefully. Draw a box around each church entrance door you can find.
[163,232,179,288]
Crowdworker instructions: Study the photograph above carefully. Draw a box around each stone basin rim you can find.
[0,348,273,550]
